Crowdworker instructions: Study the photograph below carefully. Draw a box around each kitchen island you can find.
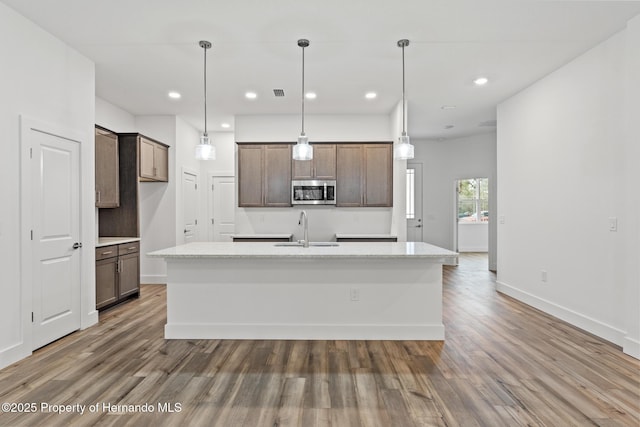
[148,241,457,340]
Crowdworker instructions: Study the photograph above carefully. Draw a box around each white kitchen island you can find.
[148,241,457,341]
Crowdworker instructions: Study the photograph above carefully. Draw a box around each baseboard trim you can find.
[165,323,445,341]
[496,280,626,347]
[623,336,640,360]
[0,341,31,371]
[141,275,167,285]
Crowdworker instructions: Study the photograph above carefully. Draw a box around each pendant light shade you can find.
[394,39,414,160]
[195,40,216,160]
[293,39,313,161]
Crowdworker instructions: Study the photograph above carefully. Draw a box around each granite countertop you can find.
[148,241,457,260]
[230,234,294,239]
[335,233,398,239]
[96,237,140,247]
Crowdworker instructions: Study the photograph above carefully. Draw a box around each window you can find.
[458,178,489,223]
[406,168,415,219]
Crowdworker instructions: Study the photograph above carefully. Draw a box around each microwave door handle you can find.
[324,183,327,200]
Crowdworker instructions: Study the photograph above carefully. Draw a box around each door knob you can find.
[416,225,422,228]
[184,229,188,233]
[72,242,83,249]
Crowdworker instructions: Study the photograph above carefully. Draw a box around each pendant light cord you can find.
[301,43,305,136]
[401,42,406,135]
[203,44,208,136]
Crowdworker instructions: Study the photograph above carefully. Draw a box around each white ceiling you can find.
[3,0,639,139]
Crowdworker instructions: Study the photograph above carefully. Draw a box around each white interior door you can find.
[210,176,235,241]
[31,129,82,350]
[182,170,199,243]
[406,162,423,242]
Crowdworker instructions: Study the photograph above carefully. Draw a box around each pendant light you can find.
[292,39,313,161]
[394,39,414,160]
[195,40,216,160]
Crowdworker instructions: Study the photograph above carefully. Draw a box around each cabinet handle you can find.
[120,260,124,272]
[102,251,113,255]
[128,246,137,250]
[116,259,120,273]
[96,191,101,203]
[153,166,157,176]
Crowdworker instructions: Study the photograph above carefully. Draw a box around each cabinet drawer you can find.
[95,245,118,261]
[118,241,139,255]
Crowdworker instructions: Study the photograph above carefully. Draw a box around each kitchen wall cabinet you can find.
[292,144,336,180]
[336,144,363,206]
[336,142,392,207]
[98,132,140,237]
[138,135,169,182]
[95,126,119,208]
[95,241,139,310]
[238,143,292,207]
[99,132,169,237]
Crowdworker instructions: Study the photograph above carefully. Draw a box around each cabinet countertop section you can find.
[97,237,141,247]
[230,234,294,239]
[148,241,457,261]
[335,234,398,239]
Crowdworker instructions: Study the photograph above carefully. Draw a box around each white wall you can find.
[622,15,640,360]
[234,114,404,241]
[413,133,497,268]
[497,21,639,358]
[0,3,96,369]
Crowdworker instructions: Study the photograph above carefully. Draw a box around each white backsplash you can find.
[235,206,393,241]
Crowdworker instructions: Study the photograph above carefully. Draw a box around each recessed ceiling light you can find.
[473,77,489,86]
[168,91,181,99]
[365,92,377,100]
[441,105,456,110]
[305,92,317,100]
[245,91,257,99]
[221,123,230,129]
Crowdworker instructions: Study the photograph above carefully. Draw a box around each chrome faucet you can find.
[298,210,309,248]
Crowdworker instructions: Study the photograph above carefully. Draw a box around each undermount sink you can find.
[274,241,339,247]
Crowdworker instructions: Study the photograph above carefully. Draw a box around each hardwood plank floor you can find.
[0,253,638,426]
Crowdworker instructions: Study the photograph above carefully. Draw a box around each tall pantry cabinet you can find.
[95,128,169,310]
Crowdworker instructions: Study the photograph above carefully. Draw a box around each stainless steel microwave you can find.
[292,180,336,205]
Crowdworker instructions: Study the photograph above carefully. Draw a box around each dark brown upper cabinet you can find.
[95,126,119,208]
[292,143,337,180]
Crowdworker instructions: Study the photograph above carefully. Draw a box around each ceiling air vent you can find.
[478,120,497,127]
[273,89,285,97]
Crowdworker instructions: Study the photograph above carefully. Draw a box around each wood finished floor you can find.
[0,253,638,426]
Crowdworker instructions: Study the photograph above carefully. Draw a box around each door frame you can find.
[19,116,95,358]
[180,167,200,243]
[406,161,424,242]
[208,174,236,241]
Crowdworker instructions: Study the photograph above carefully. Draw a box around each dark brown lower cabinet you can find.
[95,242,140,310]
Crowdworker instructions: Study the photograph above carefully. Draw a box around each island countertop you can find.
[148,241,457,260]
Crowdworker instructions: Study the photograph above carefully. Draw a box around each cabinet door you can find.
[96,257,118,309]
[292,144,336,179]
[118,252,140,298]
[264,144,292,206]
[95,128,119,208]
[313,144,337,179]
[153,144,169,182]
[292,157,313,179]
[238,145,264,207]
[364,144,393,207]
[336,144,363,206]
[139,137,156,180]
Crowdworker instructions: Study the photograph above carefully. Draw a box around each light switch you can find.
[608,217,617,232]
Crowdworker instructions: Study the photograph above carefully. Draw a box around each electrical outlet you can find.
[608,217,617,232]
[350,288,360,302]
[541,270,548,283]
